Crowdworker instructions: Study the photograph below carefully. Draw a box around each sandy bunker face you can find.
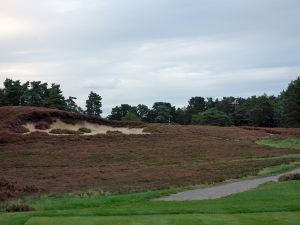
[23,119,148,135]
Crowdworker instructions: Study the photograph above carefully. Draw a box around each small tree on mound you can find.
[192,108,232,126]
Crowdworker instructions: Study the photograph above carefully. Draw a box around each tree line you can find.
[108,77,300,128]
[0,77,299,127]
[0,79,102,117]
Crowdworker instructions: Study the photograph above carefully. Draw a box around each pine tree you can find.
[44,84,66,110]
[283,77,300,127]
[85,91,102,117]
[65,96,79,113]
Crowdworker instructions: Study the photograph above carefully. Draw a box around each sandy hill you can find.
[0,106,146,138]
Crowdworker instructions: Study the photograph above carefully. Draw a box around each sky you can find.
[0,0,300,115]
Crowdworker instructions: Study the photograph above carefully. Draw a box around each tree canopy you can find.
[1,77,300,127]
[86,91,102,117]
[282,77,300,127]
[0,78,102,117]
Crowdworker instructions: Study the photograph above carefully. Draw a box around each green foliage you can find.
[0,78,87,114]
[1,76,300,127]
[192,108,232,126]
[175,107,191,125]
[21,81,48,106]
[0,89,5,106]
[2,79,28,105]
[152,102,176,123]
[136,104,150,122]
[187,96,206,114]
[65,96,80,113]
[232,95,276,127]
[109,104,133,120]
[216,96,237,114]
[282,77,300,127]
[85,91,102,117]
[256,137,300,150]
[44,84,66,110]
[122,110,141,122]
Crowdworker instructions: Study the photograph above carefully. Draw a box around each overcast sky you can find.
[0,0,300,115]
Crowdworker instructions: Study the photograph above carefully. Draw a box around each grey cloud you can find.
[0,0,300,115]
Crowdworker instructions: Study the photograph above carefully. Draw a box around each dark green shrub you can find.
[78,127,92,133]
[34,121,51,130]
[192,108,232,126]
[6,204,35,212]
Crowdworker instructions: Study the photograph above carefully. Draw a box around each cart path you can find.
[157,168,300,201]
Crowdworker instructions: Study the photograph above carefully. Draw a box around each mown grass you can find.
[258,162,300,176]
[1,181,300,225]
[24,212,300,225]
[255,137,300,176]
[256,137,300,150]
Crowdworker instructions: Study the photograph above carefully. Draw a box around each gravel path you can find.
[158,168,300,201]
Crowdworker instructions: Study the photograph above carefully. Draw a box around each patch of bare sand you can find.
[22,119,149,135]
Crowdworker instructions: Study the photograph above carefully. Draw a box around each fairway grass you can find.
[258,162,300,175]
[24,212,300,225]
[1,181,300,225]
[256,137,300,150]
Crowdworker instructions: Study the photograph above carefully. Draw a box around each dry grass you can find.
[1,106,300,200]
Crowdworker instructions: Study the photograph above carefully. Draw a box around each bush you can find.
[34,121,51,130]
[122,111,141,122]
[78,127,92,133]
[6,204,35,212]
[49,129,82,135]
[192,108,232,126]
[279,173,300,182]
[106,130,123,135]
[11,126,30,134]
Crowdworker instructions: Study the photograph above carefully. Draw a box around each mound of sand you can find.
[23,119,149,135]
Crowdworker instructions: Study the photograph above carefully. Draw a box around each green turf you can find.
[256,137,300,150]
[258,162,300,175]
[24,212,300,225]
[1,181,300,225]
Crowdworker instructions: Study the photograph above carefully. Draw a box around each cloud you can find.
[0,0,300,115]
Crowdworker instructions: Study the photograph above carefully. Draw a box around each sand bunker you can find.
[23,119,149,135]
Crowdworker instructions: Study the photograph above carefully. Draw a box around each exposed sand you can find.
[23,119,149,135]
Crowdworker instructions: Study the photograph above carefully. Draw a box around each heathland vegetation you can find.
[1,77,300,127]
